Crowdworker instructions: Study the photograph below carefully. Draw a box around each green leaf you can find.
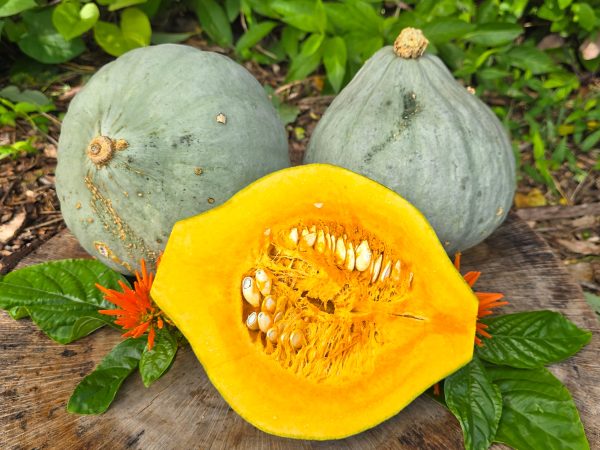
[0,85,51,106]
[67,338,146,414]
[107,0,147,12]
[53,1,99,40]
[286,33,324,81]
[270,0,326,33]
[445,356,502,450]
[235,21,277,54]
[323,36,346,92]
[421,18,475,45]
[581,128,600,152]
[505,46,556,74]
[476,311,592,368]
[0,0,37,18]
[488,366,590,450]
[193,0,233,47]
[225,0,240,22]
[151,31,194,44]
[584,292,600,314]
[94,7,150,57]
[464,23,522,47]
[18,8,85,64]
[324,1,381,35]
[280,25,302,58]
[139,327,178,387]
[572,2,598,31]
[0,259,127,344]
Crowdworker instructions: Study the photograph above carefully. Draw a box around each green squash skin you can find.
[56,44,289,274]
[304,46,516,254]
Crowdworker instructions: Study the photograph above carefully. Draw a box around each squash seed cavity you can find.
[241,223,420,382]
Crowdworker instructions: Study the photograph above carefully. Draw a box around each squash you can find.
[56,44,289,275]
[304,28,516,254]
[151,164,478,440]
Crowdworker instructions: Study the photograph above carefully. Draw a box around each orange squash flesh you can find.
[151,164,478,439]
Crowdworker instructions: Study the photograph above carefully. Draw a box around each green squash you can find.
[304,28,515,254]
[56,44,289,274]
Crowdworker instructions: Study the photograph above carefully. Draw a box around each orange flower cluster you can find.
[97,259,164,350]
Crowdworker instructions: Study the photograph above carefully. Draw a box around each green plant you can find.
[55,44,289,275]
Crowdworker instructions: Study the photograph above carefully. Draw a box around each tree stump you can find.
[1,214,599,449]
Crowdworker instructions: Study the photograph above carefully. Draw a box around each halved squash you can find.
[151,164,478,440]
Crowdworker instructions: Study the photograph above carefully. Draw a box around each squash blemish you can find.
[152,164,478,440]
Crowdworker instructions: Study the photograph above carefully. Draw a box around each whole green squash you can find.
[304,28,515,254]
[56,44,289,274]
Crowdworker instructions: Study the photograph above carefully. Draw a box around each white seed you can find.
[380,259,392,282]
[309,225,316,233]
[355,240,372,271]
[288,227,299,246]
[266,327,279,343]
[301,232,317,247]
[246,312,259,331]
[290,330,304,349]
[409,272,414,287]
[315,230,326,253]
[279,332,288,345]
[257,312,273,333]
[264,228,271,236]
[392,260,401,280]
[345,242,355,271]
[335,237,346,265]
[371,253,383,283]
[330,234,336,252]
[262,295,276,313]
[242,276,261,307]
[314,202,323,208]
[255,269,272,296]
[274,311,284,323]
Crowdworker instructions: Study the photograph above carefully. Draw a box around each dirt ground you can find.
[0,40,599,297]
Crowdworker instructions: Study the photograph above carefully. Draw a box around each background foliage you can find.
[0,0,599,197]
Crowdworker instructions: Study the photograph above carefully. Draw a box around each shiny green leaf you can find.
[193,0,232,46]
[323,36,346,92]
[271,0,326,33]
[0,0,37,18]
[235,20,277,54]
[0,259,126,344]
[488,366,590,450]
[67,338,146,414]
[464,23,522,47]
[477,311,592,368]
[445,356,502,450]
[53,1,99,40]
[139,327,178,387]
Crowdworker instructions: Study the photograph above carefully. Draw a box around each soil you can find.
[1,40,599,296]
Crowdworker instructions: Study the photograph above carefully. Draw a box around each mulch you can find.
[0,41,599,294]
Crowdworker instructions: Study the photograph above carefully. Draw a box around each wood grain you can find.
[1,214,598,449]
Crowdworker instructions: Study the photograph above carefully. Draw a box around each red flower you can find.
[97,259,164,350]
[454,252,509,347]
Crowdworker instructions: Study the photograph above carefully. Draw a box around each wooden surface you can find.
[1,215,599,449]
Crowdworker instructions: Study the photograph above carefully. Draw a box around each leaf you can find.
[572,2,597,32]
[270,0,326,34]
[445,356,502,450]
[53,1,99,40]
[488,366,590,450]
[324,1,381,35]
[280,25,302,58]
[464,23,522,47]
[139,327,178,387]
[94,8,151,57]
[0,85,52,106]
[151,31,194,44]
[225,0,240,22]
[506,46,556,74]
[421,19,475,45]
[0,0,37,18]
[18,8,85,64]
[235,21,277,54]
[323,36,346,92]
[514,188,547,208]
[583,292,600,315]
[107,0,147,12]
[67,338,146,414]
[286,33,324,81]
[476,311,592,368]
[193,0,233,47]
[556,238,600,255]
[0,259,128,344]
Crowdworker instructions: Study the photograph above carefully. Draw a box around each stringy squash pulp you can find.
[150,164,478,439]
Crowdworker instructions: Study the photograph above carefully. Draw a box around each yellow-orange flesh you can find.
[151,164,478,440]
